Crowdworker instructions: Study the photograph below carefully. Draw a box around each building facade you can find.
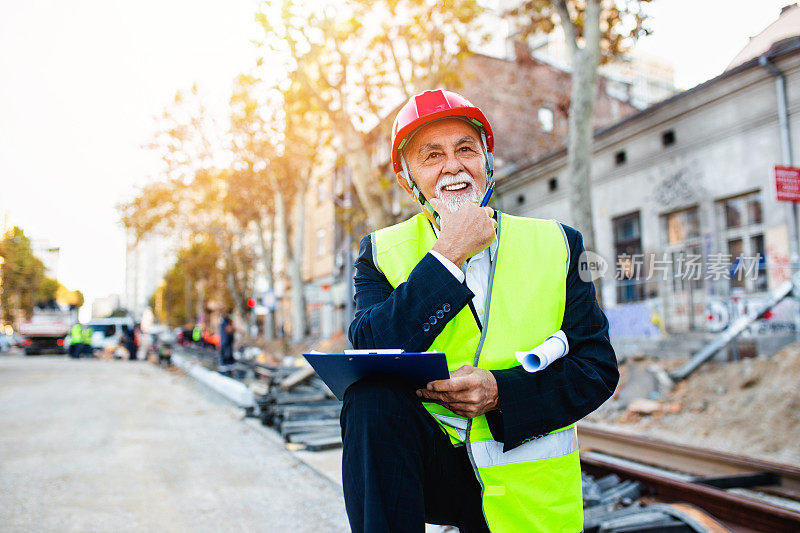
[496,39,800,353]
[300,164,366,340]
[124,229,173,320]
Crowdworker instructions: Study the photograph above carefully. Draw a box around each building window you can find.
[309,306,320,337]
[538,107,554,133]
[613,212,645,303]
[615,150,627,166]
[548,177,558,192]
[723,193,763,229]
[662,206,703,293]
[717,191,766,292]
[316,229,326,257]
[666,207,700,245]
[662,130,676,147]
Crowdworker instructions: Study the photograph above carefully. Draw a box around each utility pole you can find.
[760,54,799,267]
[760,53,799,341]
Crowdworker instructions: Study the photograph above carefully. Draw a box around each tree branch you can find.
[387,32,412,100]
[555,0,577,54]
[584,0,602,65]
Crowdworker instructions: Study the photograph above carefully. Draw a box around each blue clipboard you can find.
[302,351,449,401]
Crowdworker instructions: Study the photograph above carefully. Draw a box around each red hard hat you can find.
[391,89,494,185]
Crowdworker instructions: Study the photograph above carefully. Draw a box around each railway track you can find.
[578,423,800,532]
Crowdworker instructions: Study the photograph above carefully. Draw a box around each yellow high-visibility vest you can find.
[372,212,581,532]
[70,324,83,343]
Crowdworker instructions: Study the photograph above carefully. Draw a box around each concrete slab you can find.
[0,356,348,532]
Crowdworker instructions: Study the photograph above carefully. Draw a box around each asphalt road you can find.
[0,355,349,532]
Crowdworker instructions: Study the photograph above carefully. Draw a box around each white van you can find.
[87,317,135,352]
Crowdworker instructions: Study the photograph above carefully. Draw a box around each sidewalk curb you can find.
[171,352,255,408]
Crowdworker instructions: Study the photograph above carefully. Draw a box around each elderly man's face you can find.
[404,118,487,213]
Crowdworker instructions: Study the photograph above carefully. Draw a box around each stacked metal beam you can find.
[254,365,343,452]
[582,473,721,532]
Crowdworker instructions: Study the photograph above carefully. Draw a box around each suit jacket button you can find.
[422,323,431,332]
[436,310,444,319]
[429,316,437,325]
[443,303,451,312]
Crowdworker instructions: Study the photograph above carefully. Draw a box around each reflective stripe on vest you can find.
[372,212,582,532]
[470,426,578,468]
[432,413,467,441]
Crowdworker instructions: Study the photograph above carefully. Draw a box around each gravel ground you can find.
[0,355,349,533]
[586,343,800,465]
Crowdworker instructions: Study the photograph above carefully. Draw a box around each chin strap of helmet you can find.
[399,126,495,230]
[480,129,495,205]
[400,154,441,228]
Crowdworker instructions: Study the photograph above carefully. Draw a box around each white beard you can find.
[435,171,484,213]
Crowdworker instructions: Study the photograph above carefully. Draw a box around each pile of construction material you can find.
[588,343,800,464]
[254,364,343,452]
[582,473,717,532]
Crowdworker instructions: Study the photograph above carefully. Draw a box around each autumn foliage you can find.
[120,0,652,330]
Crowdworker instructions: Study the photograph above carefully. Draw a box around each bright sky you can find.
[637,0,796,89]
[0,0,794,318]
[0,0,261,320]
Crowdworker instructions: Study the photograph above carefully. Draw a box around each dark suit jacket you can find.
[348,219,619,452]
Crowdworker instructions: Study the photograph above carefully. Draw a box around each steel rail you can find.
[578,423,800,499]
[581,451,800,532]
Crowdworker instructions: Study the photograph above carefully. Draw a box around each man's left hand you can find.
[416,365,499,418]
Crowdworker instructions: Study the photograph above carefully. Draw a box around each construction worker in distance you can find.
[218,310,235,375]
[343,89,619,532]
[80,324,94,358]
[192,323,202,345]
[69,322,82,358]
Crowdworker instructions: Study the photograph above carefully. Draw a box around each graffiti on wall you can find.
[704,294,797,334]
[606,303,664,338]
[649,166,708,211]
[607,296,798,338]
[765,224,792,286]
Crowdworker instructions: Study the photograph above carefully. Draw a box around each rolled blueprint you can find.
[514,330,569,373]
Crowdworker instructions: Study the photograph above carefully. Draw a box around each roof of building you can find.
[501,37,800,182]
[726,4,800,70]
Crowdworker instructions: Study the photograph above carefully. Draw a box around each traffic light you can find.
[246,298,256,308]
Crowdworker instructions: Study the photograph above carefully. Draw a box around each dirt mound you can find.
[586,344,800,465]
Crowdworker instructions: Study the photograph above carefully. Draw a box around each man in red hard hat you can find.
[342,89,617,532]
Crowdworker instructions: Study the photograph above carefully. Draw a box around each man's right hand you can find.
[430,198,496,269]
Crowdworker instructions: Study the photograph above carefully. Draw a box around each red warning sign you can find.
[775,165,800,202]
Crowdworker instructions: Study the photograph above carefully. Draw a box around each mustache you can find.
[435,172,476,195]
